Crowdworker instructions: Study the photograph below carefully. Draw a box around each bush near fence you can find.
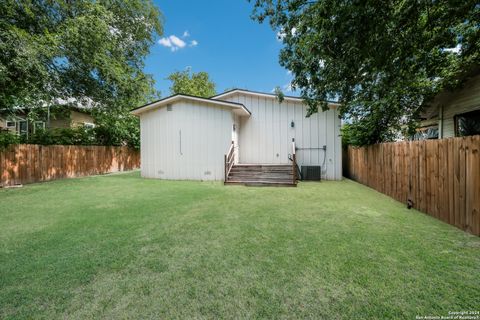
[0,144,140,187]
[344,135,480,236]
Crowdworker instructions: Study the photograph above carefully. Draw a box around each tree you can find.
[167,68,216,97]
[93,110,141,148]
[0,0,162,111]
[250,0,480,145]
[273,86,285,103]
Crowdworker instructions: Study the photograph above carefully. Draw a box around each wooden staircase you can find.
[223,141,298,187]
[225,164,296,187]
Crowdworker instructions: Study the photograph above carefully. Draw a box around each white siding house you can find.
[213,90,342,180]
[133,94,249,181]
[132,90,342,182]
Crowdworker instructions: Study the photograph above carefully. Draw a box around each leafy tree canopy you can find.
[0,0,163,111]
[250,0,480,145]
[167,68,216,97]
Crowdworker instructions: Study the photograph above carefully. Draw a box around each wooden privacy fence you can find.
[0,144,140,187]
[344,135,480,236]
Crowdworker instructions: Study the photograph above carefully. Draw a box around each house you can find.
[417,72,480,139]
[0,104,95,137]
[132,89,342,185]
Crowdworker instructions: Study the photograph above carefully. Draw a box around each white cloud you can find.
[169,35,186,48]
[159,35,190,51]
[183,30,190,38]
[159,33,198,52]
[158,37,173,48]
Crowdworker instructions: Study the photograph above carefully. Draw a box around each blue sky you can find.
[144,0,296,97]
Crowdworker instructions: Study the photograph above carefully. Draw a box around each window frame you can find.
[5,120,16,128]
[18,120,28,135]
[454,108,480,137]
[414,125,439,140]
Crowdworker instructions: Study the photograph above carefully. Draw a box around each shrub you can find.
[0,130,20,149]
[1,122,138,149]
[93,111,140,149]
[26,127,97,146]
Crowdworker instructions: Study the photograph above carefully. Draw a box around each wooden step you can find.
[226,164,296,187]
[228,177,293,182]
[228,172,293,177]
[229,169,293,173]
[229,173,292,176]
[230,167,291,170]
[229,169,292,174]
[225,180,296,187]
[229,164,292,168]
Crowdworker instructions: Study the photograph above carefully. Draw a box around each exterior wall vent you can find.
[166,104,172,111]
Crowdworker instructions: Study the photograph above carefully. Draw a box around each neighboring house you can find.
[132,89,342,183]
[49,109,95,129]
[418,73,480,139]
[0,105,95,137]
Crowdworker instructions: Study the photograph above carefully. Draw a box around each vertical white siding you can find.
[140,100,234,181]
[222,93,342,180]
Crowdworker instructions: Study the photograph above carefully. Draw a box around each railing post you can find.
[292,154,296,184]
[292,138,297,184]
[224,154,227,183]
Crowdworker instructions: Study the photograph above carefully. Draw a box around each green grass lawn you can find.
[0,172,479,319]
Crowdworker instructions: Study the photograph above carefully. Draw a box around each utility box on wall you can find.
[301,166,321,181]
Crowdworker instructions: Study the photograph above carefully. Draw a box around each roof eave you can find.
[131,94,251,116]
[211,89,340,107]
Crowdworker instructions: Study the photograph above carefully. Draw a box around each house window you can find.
[455,109,480,137]
[6,121,16,128]
[413,125,439,140]
[18,120,28,135]
[84,122,95,129]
